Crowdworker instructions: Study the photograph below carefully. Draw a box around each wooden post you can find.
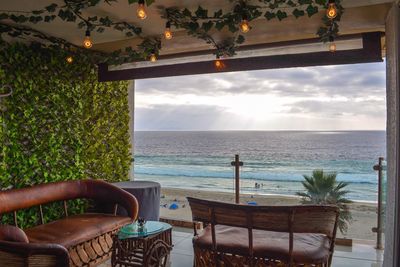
[373,157,385,250]
[231,154,243,204]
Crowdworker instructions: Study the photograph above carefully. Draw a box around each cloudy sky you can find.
[134,62,386,131]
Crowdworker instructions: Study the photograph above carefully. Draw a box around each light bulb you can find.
[329,42,337,53]
[164,22,172,40]
[149,53,157,62]
[214,57,226,70]
[137,2,147,20]
[240,19,250,33]
[326,1,337,19]
[83,30,92,49]
[66,56,73,64]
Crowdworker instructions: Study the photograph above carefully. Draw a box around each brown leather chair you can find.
[0,179,138,267]
[187,197,339,267]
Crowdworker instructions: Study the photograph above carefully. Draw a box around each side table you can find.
[112,221,173,267]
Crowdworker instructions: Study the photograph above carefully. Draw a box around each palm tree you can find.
[296,169,352,234]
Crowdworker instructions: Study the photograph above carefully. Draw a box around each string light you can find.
[137,0,147,20]
[66,56,73,63]
[329,36,336,53]
[83,30,93,49]
[240,15,250,33]
[164,21,173,40]
[214,55,226,70]
[149,51,157,62]
[326,0,338,19]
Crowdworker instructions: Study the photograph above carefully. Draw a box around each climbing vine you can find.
[0,0,343,64]
[0,41,131,228]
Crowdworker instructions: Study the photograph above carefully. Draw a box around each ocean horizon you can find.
[133,130,386,202]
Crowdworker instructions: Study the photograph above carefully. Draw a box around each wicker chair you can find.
[187,197,339,267]
[0,179,138,267]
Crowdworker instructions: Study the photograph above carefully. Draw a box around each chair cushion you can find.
[25,213,131,248]
[193,225,331,264]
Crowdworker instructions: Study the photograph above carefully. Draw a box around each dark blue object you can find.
[169,203,179,210]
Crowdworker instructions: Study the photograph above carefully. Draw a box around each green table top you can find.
[118,221,172,240]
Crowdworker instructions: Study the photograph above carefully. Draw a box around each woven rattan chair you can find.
[187,197,339,267]
[0,179,138,267]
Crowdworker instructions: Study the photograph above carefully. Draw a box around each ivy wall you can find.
[0,42,131,227]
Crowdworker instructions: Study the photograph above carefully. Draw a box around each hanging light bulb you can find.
[137,0,147,20]
[164,21,173,40]
[66,55,74,64]
[214,55,226,70]
[328,36,336,53]
[240,15,250,33]
[326,0,338,19]
[83,30,93,49]
[149,51,157,62]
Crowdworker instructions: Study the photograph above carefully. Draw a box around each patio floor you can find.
[99,227,384,267]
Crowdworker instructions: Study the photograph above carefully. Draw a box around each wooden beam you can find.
[98,32,383,82]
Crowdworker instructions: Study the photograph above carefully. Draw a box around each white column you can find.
[128,81,135,181]
[384,3,400,267]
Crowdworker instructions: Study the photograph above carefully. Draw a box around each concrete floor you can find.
[100,227,384,267]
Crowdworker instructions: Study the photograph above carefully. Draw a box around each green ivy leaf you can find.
[195,6,208,19]
[236,35,245,44]
[264,11,276,20]
[306,5,319,17]
[276,10,287,21]
[45,4,58,13]
[201,21,213,32]
[182,8,192,17]
[215,21,225,31]
[214,9,223,18]
[293,9,305,18]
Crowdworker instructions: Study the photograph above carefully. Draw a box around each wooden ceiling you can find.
[0,0,394,57]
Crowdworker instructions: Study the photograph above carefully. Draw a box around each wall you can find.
[0,41,131,228]
[384,3,400,267]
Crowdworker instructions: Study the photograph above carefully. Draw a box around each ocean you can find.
[133,131,386,202]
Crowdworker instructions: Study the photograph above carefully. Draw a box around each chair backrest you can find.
[187,197,339,237]
[188,197,339,265]
[0,179,138,227]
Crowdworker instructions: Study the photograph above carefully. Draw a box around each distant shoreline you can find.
[158,185,378,205]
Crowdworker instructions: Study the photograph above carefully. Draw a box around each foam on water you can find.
[133,131,386,202]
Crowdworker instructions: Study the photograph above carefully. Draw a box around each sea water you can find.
[133,131,386,202]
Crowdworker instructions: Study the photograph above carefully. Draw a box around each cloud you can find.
[134,62,386,130]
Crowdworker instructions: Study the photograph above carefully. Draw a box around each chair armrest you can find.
[0,240,69,267]
[0,225,29,243]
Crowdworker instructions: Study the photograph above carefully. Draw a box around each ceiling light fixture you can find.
[240,15,250,33]
[83,30,93,49]
[326,0,338,19]
[137,0,147,20]
[164,21,173,40]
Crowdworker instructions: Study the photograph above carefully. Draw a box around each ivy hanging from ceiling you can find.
[0,0,343,65]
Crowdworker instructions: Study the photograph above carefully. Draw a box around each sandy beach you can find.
[159,187,380,241]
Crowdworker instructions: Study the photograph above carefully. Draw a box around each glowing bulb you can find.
[326,2,337,19]
[329,42,337,53]
[66,56,73,64]
[149,53,157,62]
[214,57,226,70]
[164,22,172,40]
[240,19,250,33]
[83,30,92,49]
[137,3,147,20]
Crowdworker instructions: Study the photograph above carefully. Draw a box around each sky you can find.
[134,62,386,131]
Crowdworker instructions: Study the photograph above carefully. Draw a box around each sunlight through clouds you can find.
[134,62,386,131]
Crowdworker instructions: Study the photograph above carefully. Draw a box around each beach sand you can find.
[159,187,380,241]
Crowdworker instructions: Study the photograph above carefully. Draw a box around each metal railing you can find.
[373,157,385,250]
